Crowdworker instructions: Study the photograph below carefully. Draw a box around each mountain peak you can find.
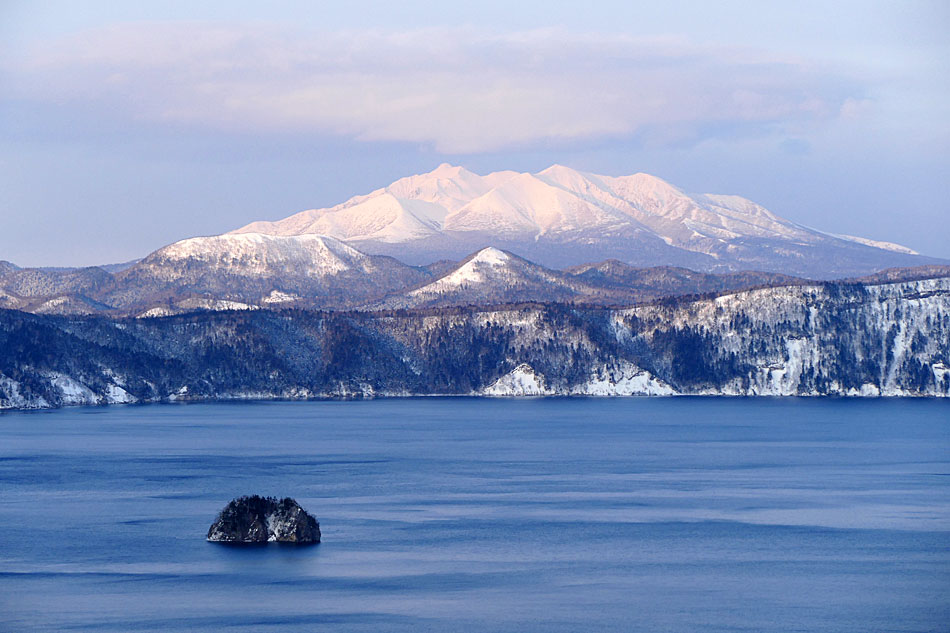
[539,163,581,176]
[537,163,592,184]
[540,163,568,172]
[224,164,937,277]
[533,165,614,205]
[430,162,469,178]
[470,246,511,266]
[154,232,366,270]
[626,172,681,192]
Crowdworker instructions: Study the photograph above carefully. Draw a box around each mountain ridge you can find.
[3,233,949,317]
[3,164,946,315]
[229,164,937,276]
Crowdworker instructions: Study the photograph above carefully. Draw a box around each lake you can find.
[1,397,948,632]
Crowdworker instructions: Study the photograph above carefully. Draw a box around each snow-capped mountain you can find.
[141,233,382,278]
[374,246,807,310]
[5,235,947,316]
[3,162,945,315]
[231,164,938,277]
[106,233,431,313]
[376,247,590,309]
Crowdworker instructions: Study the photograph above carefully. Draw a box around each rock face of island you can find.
[207,496,321,544]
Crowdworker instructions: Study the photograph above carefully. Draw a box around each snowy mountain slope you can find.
[480,361,676,396]
[140,233,375,277]
[0,288,24,310]
[25,293,116,316]
[239,164,502,241]
[0,263,115,298]
[228,164,938,276]
[6,234,948,317]
[831,234,919,254]
[375,247,593,309]
[444,171,635,237]
[104,233,431,311]
[374,247,804,310]
[567,260,807,297]
[243,194,448,243]
[624,277,950,396]
[0,242,754,315]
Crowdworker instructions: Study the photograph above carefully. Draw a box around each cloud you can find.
[3,24,866,153]
[838,97,873,120]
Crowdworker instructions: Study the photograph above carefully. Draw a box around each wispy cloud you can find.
[4,24,865,153]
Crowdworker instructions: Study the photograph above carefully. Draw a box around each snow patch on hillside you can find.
[47,373,99,405]
[482,364,550,396]
[137,306,176,318]
[571,362,676,396]
[40,372,138,406]
[483,361,676,396]
[136,298,258,318]
[0,374,49,409]
[833,234,919,255]
[263,290,298,304]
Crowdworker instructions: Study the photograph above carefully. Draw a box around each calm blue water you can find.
[1,398,948,632]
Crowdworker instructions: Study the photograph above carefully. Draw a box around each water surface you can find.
[1,398,948,632]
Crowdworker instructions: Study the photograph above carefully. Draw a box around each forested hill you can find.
[1,277,948,409]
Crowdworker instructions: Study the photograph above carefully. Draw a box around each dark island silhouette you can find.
[207,496,320,544]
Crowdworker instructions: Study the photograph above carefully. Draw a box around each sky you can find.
[1,0,948,267]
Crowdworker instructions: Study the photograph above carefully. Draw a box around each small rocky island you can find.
[207,496,321,544]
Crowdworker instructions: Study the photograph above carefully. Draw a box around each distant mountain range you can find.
[2,164,947,317]
[370,247,809,311]
[232,164,938,276]
[4,163,948,409]
[2,239,948,318]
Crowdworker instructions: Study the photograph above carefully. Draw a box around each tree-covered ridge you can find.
[1,277,948,409]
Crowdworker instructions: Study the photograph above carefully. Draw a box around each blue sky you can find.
[1,0,947,266]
